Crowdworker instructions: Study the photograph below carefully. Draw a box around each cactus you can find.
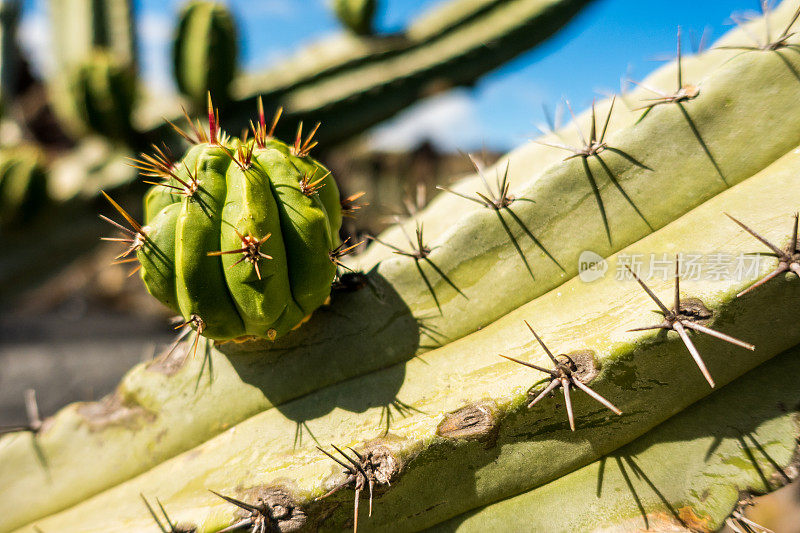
[47,0,137,71]
[173,1,238,109]
[51,49,137,140]
[0,144,48,227]
[113,99,341,341]
[332,0,377,36]
[0,0,595,296]
[3,2,800,532]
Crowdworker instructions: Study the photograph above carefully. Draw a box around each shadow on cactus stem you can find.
[368,222,467,315]
[438,153,564,277]
[536,97,654,244]
[631,28,727,185]
[217,268,418,436]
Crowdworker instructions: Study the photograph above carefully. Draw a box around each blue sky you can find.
[20,0,766,151]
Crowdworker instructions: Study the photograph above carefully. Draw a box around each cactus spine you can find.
[173,1,238,108]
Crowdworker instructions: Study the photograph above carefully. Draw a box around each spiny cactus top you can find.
[118,100,342,341]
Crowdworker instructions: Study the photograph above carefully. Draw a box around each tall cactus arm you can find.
[359,0,800,265]
[6,141,800,531]
[148,0,596,147]
[434,344,800,532]
[47,0,137,71]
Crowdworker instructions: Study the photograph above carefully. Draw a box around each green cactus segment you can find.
[55,49,137,139]
[0,145,48,227]
[219,150,302,337]
[8,141,800,532]
[435,345,800,532]
[137,137,342,340]
[172,144,245,340]
[332,0,377,35]
[254,143,338,314]
[137,203,181,314]
[173,1,238,107]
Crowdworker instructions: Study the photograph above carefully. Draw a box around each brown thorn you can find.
[679,320,755,351]
[673,321,715,387]
[353,486,361,533]
[624,264,671,315]
[527,379,561,408]
[497,354,554,375]
[737,266,788,297]
[100,191,144,234]
[523,320,559,365]
[562,379,575,431]
[725,213,786,257]
[571,379,622,415]
[268,106,282,138]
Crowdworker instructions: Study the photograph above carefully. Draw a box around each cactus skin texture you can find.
[332,0,377,35]
[435,344,800,531]
[54,49,137,140]
[137,120,341,341]
[0,145,48,227]
[173,1,238,108]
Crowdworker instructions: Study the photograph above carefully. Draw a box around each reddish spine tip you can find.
[258,96,266,130]
[207,92,218,144]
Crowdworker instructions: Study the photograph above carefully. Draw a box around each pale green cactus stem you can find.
[11,145,800,531]
[433,344,800,532]
[359,2,797,266]
[365,0,800,257]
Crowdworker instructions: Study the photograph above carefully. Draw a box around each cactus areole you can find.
[124,101,342,341]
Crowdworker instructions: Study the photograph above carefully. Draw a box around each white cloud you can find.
[138,10,176,93]
[18,10,53,78]
[369,90,484,152]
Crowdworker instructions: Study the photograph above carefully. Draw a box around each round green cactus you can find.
[332,0,377,35]
[110,100,342,342]
[173,0,238,107]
